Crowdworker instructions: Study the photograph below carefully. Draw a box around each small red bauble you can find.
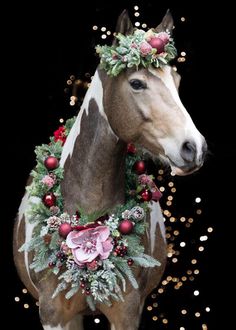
[127,258,134,266]
[127,143,136,155]
[118,219,134,235]
[58,223,72,238]
[44,156,59,170]
[133,160,146,175]
[42,192,57,207]
[149,37,165,53]
[139,189,152,202]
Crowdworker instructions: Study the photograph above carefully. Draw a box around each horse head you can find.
[100,10,207,176]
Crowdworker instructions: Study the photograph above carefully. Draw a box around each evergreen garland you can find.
[20,116,162,308]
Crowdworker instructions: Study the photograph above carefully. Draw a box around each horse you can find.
[13,10,207,330]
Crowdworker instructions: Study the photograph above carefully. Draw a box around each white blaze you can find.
[149,66,203,159]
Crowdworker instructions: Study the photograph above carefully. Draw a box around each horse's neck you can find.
[60,71,126,215]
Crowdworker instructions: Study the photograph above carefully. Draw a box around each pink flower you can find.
[157,32,170,44]
[139,41,153,56]
[41,175,56,188]
[66,226,113,266]
[138,174,153,186]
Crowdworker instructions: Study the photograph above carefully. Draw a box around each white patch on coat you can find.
[17,192,40,292]
[148,66,203,159]
[60,70,116,167]
[149,202,165,253]
[111,324,116,330]
[43,325,70,330]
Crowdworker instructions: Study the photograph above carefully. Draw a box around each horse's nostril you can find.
[181,141,197,163]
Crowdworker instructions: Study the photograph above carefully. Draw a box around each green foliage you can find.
[96,29,177,76]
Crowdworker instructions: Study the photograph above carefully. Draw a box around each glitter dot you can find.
[207,227,213,233]
[134,12,140,17]
[147,306,153,311]
[194,269,199,275]
[59,118,64,123]
[174,230,179,236]
[172,257,178,263]
[160,186,165,192]
[101,27,106,32]
[168,181,174,187]
[152,316,158,321]
[167,276,172,281]
[158,288,164,294]
[151,293,157,298]
[180,327,185,330]
[181,309,187,315]
[191,259,197,264]
[181,51,186,57]
[195,312,201,317]
[22,288,28,294]
[101,34,107,39]
[171,187,176,193]
[196,209,202,215]
[134,5,139,10]
[107,31,111,35]
[205,306,210,312]
[194,290,199,296]
[180,242,186,247]
[24,304,29,309]
[142,23,147,28]
[94,318,100,324]
[153,302,158,307]
[135,22,140,27]
[162,319,168,324]
[181,17,186,22]
[92,25,98,30]
[170,217,176,222]
[195,197,201,203]
[67,80,72,85]
[188,218,194,223]
[158,169,164,175]
[198,246,204,252]
[181,276,187,281]
[14,297,20,302]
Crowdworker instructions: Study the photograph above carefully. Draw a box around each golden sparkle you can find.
[202,325,208,330]
[151,293,157,298]
[180,217,186,222]
[67,80,72,85]
[181,17,186,21]
[198,246,204,252]
[171,187,176,193]
[195,312,201,317]
[22,288,28,294]
[194,269,200,275]
[158,169,164,175]
[168,195,173,201]
[134,5,139,10]
[200,235,208,241]
[153,302,158,307]
[168,181,174,187]
[160,186,165,192]
[59,118,64,123]
[101,27,106,31]
[170,217,176,222]
[162,280,168,286]
[24,304,29,309]
[14,297,20,302]
[196,209,202,215]
[142,23,147,28]
[180,241,186,247]
[167,276,172,281]
[187,270,192,275]
[166,201,172,206]
[134,12,140,17]
[174,230,179,236]
[205,306,210,312]
[181,51,186,56]
[181,276,187,281]
[172,257,178,263]
[152,316,158,321]
[180,327,185,330]
[147,306,153,311]
[92,25,98,30]
[189,276,195,281]
[158,288,164,294]
[135,22,140,27]
[107,31,111,35]
[194,290,199,296]
[181,309,187,315]
[101,34,107,39]
[188,218,194,223]
[207,227,213,233]
[162,318,168,324]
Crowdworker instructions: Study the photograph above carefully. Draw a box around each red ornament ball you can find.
[42,192,57,208]
[127,143,136,155]
[44,156,59,170]
[127,258,134,266]
[58,223,72,238]
[133,160,146,175]
[119,219,134,235]
[139,189,152,202]
[149,37,165,53]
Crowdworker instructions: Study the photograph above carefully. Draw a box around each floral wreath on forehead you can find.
[19,26,176,310]
[96,28,177,76]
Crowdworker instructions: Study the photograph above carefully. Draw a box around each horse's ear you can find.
[155,9,174,34]
[113,10,134,45]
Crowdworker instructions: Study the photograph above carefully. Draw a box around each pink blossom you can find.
[139,41,152,56]
[138,174,153,185]
[157,32,170,44]
[41,175,56,188]
[66,226,113,266]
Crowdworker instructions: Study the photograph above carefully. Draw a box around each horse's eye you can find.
[129,79,146,90]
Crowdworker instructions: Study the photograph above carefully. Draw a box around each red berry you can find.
[139,189,152,202]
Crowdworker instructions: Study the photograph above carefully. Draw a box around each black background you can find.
[2,0,234,329]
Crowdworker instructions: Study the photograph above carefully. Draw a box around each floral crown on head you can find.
[96,28,177,76]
